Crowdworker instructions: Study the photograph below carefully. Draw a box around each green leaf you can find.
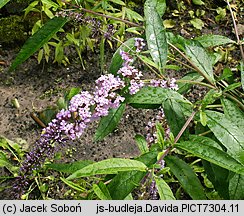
[155,177,175,200]
[162,97,188,139]
[135,134,149,154]
[190,18,204,30]
[138,54,159,70]
[165,155,206,199]
[200,110,207,126]
[221,98,244,130]
[155,122,164,148]
[9,17,67,71]
[109,38,136,74]
[163,19,176,29]
[218,67,233,81]
[144,0,168,71]
[229,173,244,199]
[46,160,94,174]
[93,182,112,200]
[0,151,10,167]
[94,103,126,142]
[108,0,125,6]
[206,110,244,164]
[57,97,67,110]
[124,193,133,200]
[125,27,142,35]
[38,107,58,125]
[176,136,244,175]
[195,35,235,47]
[67,158,147,180]
[165,32,186,49]
[202,161,230,199]
[24,1,39,18]
[201,89,222,110]
[223,82,242,92]
[215,7,226,22]
[192,0,205,5]
[155,0,166,17]
[185,43,215,84]
[60,177,86,192]
[41,0,59,8]
[108,151,158,199]
[125,8,144,22]
[65,87,81,101]
[128,86,190,107]
[0,0,10,9]
[177,72,204,94]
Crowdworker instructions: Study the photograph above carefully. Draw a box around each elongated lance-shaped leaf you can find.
[129,87,193,121]
[221,98,244,130]
[94,103,126,142]
[128,86,191,107]
[165,155,206,200]
[9,17,68,71]
[195,34,235,47]
[66,158,147,180]
[93,182,112,200]
[60,177,86,192]
[155,177,176,200]
[229,173,244,199]
[109,38,137,74]
[108,151,158,199]
[108,0,126,6]
[0,0,10,9]
[144,0,168,71]
[45,160,94,174]
[135,134,149,154]
[206,110,244,164]
[202,161,230,199]
[185,43,215,85]
[154,0,167,17]
[176,135,244,175]
[162,97,188,140]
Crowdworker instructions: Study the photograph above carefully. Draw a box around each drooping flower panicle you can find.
[14,38,178,198]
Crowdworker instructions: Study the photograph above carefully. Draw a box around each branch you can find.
[226,0,244,62]
[156,110,197,163]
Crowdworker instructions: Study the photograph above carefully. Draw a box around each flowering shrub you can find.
[13,37,181,198]
[3,0,244,200]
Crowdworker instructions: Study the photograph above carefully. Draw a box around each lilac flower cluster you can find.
[14,37,178,198]
[135,38,146,52]
[93,74,125,119]
[104,24,115,39]
[150,78,179,91]
[56,10,84,23]
[149,180,159,200]
[145,108,170,145]
[56,11,104,38]
[117,39,146,95]
[14,73,125,198]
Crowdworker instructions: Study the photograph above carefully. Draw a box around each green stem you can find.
[176,79,216,89]
[64,3,142,27]
[168,42,217,88]
[168,56,195,71]
[156,110,197,163]
[197,130,212,136]
[206,104,223,109]
[223,92,244,111]
[226,0,244,62]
